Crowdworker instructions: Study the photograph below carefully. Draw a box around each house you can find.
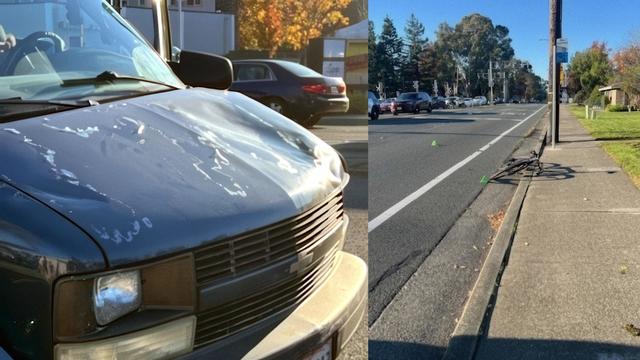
[599,83,628,106]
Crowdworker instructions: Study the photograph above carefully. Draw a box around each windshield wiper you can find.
[0,97,99,108]
[62,71,181,90]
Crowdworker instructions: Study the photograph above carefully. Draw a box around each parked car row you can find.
[368,92,495,118]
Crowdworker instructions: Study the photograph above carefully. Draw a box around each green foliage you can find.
[368,13,541,99]
[402,14,427,90]
[368,20,378,88]
[375,16,404,96]
[607,104,630,112]
[568,42,613,101]
[585,87,605,107]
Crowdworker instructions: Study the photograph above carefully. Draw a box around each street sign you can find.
[556,52,568,63]
[413,80,419,92]
[556,38,568,63]
[556,38,568,52]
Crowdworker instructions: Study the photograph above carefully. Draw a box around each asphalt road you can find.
[368,104,547,359]
[311,116,368,360]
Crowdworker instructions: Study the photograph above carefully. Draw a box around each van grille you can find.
[192,191,345,347]
[193,191,344,284]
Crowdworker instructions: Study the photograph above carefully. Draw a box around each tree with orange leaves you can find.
[238,0,351,58]
[612,36,640,107]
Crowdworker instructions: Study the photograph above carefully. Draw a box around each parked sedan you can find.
[474,96,488,105]
[431,96,447,109]
[230,59,349,128]
[463,97,475,107]
[380,97,396,113]
[393,92,432,115]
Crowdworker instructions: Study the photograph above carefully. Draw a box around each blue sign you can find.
[557,52,568,63]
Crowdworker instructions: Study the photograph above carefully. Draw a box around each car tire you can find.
[299,114,322,129]
[427,105,432,113]
[414,106,420,114]
[393,111,398,116]
[262,97,287,115]
[370,108,379,120]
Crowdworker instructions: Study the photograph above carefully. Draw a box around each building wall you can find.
[124,0,216,13]
[122,7,234,55]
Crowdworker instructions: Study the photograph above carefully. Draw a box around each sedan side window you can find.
[236,64,273,81]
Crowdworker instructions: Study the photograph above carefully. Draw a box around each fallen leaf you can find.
[625,323,640,336]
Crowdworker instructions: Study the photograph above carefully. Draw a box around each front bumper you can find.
[180,251,367,360]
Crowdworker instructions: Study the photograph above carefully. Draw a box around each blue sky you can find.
[369,0,640,78]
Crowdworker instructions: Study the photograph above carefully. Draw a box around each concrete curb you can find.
[442,113,548,360]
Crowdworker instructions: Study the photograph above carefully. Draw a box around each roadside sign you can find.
[413,80,419,92]
[556,38,568,63]
[556,38,568,52]
[556,52,568,63]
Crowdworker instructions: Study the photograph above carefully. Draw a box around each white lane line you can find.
[368,105,547,233]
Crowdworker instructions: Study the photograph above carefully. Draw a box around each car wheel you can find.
[414,106,420,114]
[427,105,432,113]
[393,111,398,116]
[299,114,322,128]
[371,108,380,120]
[263,97,286,114]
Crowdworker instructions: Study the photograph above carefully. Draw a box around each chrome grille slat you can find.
[195,250,338,347]
[192,191,344,348]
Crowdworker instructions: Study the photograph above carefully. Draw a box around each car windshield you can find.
[276,61,322,78]
[0,0,183,104]
[399,93,418,100]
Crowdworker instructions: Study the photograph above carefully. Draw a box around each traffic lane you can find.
[368,105,546,323]
[369,104,543,218]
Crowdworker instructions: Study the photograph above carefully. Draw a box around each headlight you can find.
[93,270,141,325]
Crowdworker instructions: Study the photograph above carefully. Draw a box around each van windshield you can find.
[0,0,183,105]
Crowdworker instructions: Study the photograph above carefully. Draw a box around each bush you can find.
[607,104,630,112]
[586,87,605,107]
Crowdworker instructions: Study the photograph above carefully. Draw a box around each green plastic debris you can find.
[480,175,489,185]
[431,140,438,147]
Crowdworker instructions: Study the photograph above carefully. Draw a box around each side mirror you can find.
[170,51,233,90]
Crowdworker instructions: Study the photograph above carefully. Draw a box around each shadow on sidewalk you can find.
[491,163,577,185]
[370,337,640,360]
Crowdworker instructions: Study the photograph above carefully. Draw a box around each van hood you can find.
[0,88,346,267]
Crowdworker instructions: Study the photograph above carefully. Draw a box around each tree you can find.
[375,16,404,96]
[368,20,379,89]
[612,36,640,107]
[283,0,351,52]
[447,14,515,96]
[568,42,612,103]
[237,0,286,57]
[237,0,352,57]
[402,14,427,90]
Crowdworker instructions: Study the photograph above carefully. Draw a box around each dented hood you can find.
[0,88,346,267]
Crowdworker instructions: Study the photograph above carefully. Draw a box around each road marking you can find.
[368,105,547,233]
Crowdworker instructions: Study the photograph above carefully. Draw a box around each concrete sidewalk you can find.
[475,105,640,359]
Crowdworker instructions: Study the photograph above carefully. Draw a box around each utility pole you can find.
[549,0,562,143]
[488,60,494,103]
[502,71,508,102]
